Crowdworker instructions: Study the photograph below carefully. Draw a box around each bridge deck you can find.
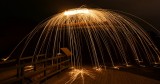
[44,66,160,84]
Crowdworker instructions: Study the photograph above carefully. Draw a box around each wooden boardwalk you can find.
[44,67,160,84]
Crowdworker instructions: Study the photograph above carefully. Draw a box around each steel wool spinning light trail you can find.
[2,8,160,84]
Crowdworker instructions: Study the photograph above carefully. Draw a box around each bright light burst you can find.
[65,68,95,84]
[64,8,90,16]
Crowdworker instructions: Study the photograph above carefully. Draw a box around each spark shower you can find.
[4,7,160,67]
[2,8,160,83]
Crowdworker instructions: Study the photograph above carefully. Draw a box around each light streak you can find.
[1,58,8,61]
[24,65,34,71]
[5,8,160,67]
[4,7,160,83]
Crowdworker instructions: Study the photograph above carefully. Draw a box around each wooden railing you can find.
[0,54,70,84]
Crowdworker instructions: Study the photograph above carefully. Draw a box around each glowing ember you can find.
[24,65,34,71]
[65,68,95,84]
[93,67,102,71]
[113,66,119,70]
[64,8,90,16]
[1,58,8,61]
[126,65,132,67]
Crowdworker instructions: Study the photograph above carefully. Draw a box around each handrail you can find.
[0,55,66,71]
[0,59,17,64]
[0,54,70,84]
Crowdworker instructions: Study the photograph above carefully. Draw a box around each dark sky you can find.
[0,0,160,56]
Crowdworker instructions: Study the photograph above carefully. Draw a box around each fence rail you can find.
[0,54,70,84]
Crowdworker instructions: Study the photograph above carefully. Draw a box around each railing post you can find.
[17,65,20,78]
[33,55,37,71]
[59,56,61,71]
[17,58,21,83]
[17,59,24,83]
[44,59,46,76]
[21,66,24,83]
[58,55,61,71]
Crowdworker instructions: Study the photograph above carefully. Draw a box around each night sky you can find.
[1,0,160,57]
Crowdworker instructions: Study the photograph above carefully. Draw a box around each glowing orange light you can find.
[64,9,90,16]
[1,58,8,61]
[24,65,34,71]
[113,66,119,69]
[93,67,102,71]
[126,65,132,67]
[66,68,95,84]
